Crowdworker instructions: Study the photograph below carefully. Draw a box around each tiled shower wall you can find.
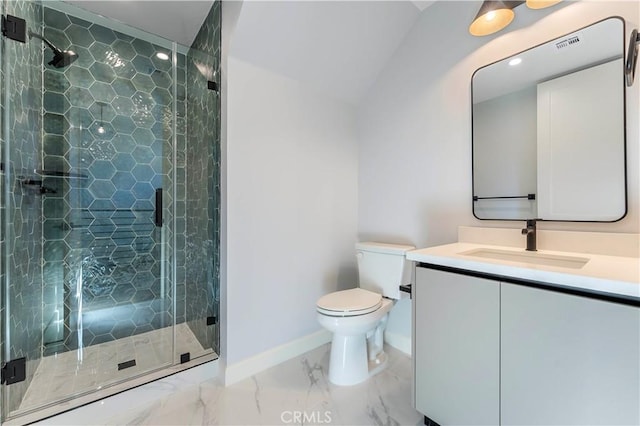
[1,0,44,413]
[0,0,219,416]
[40,8,186,352]
[185,2,221,352]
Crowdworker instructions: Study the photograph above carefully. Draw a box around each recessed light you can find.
[509,57,522,66]
[156,52,170,61]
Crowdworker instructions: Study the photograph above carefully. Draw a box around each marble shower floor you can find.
[44,343,423,425]
[19,323,211,413]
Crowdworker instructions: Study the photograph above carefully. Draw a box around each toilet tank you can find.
[356,242,415,299]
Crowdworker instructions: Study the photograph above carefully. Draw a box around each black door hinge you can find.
[180,352,191,364]
[1,15,27,43]
[206,316,217,325]
[1,357,26,385]
[207,80,219,92]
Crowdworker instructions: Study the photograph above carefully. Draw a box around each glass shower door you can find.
[1,4,177,418]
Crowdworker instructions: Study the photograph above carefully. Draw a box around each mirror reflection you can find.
[472,17,626,222]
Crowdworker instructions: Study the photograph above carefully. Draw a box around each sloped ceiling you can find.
[230,1,425,104]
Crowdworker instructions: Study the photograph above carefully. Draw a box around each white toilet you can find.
[316,242,414,386]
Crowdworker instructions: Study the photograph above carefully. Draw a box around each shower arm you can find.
[27,30,62,54]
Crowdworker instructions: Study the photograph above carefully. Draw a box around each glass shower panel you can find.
[178,0,221,361]
[1,0,45,417]
[2,4,178,419]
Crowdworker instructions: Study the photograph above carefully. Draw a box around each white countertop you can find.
[407,242,640,301]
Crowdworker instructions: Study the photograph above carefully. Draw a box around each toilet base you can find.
[328,333,388,386]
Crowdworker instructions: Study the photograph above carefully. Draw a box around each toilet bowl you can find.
[316,242,414,386]
[317,288,394,386]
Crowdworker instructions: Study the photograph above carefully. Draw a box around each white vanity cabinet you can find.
[414,266,640,425]
[501,283,640,425]
[413,267,500,425]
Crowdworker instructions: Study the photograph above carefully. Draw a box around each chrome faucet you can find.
[521,219,537,251]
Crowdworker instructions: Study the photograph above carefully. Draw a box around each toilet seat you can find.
[317,288,382,317]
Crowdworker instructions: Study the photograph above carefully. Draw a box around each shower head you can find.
[48,48,79,68]
[28,31,78,68]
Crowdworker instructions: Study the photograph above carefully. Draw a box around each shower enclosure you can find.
[0,0,220,422]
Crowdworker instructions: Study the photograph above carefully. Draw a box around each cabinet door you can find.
[414,268,500,425]
[501,283,640,425]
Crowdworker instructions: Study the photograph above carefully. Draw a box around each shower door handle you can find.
[155,188,163,227]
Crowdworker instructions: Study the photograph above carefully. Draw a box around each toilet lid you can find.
[316,288,382,317]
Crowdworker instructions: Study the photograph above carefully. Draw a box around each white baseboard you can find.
[224,329,332,386]
[385,331,411,356]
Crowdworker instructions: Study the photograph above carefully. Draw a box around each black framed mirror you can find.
[471,17,627,222]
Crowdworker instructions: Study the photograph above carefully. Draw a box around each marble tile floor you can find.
[19,323,211,415]
[42,343,422,425]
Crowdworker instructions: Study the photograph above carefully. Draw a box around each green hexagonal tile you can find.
[43,134,68,157]
[111,96,135,116]
[44,69,69,93]
[67,106,94,128]
[65,86,94,108]
[132,109,155,129]
[90,160,116,180]
[44,91,68,114]
[132,146,154,164]
[132,39,154,57]
[66,24,94,48]
[69,46,93,69]
[89,101,116,122]
[113,63,136,80]
[89,61,116,83]
[112,77,136,97]
[111,115,136,134]
[88,179,116,199]
[89,81,116,103]
[112,39,136,60]
[89,24,116,45]
[132,73,155,93]
[132,55,154,75]
[112,135,136,154]
[65,66,94,89]
[151,70,171,89]
[44,113,68,135]
[68,15,92,28]
[113,155,136,175]
[44,8,72,30]
[132,128,154,146]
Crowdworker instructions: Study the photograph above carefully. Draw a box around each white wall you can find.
[222,0,640,368]
[358,1,640,344]
[225,57,359,365]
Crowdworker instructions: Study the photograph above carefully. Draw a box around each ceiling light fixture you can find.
[469,0,562,37]
[525,0,562,10]
[469,1,515,37]
[156,52,170,61]
[509,57,522,66]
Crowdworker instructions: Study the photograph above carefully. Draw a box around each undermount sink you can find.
[460,248,590,269]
